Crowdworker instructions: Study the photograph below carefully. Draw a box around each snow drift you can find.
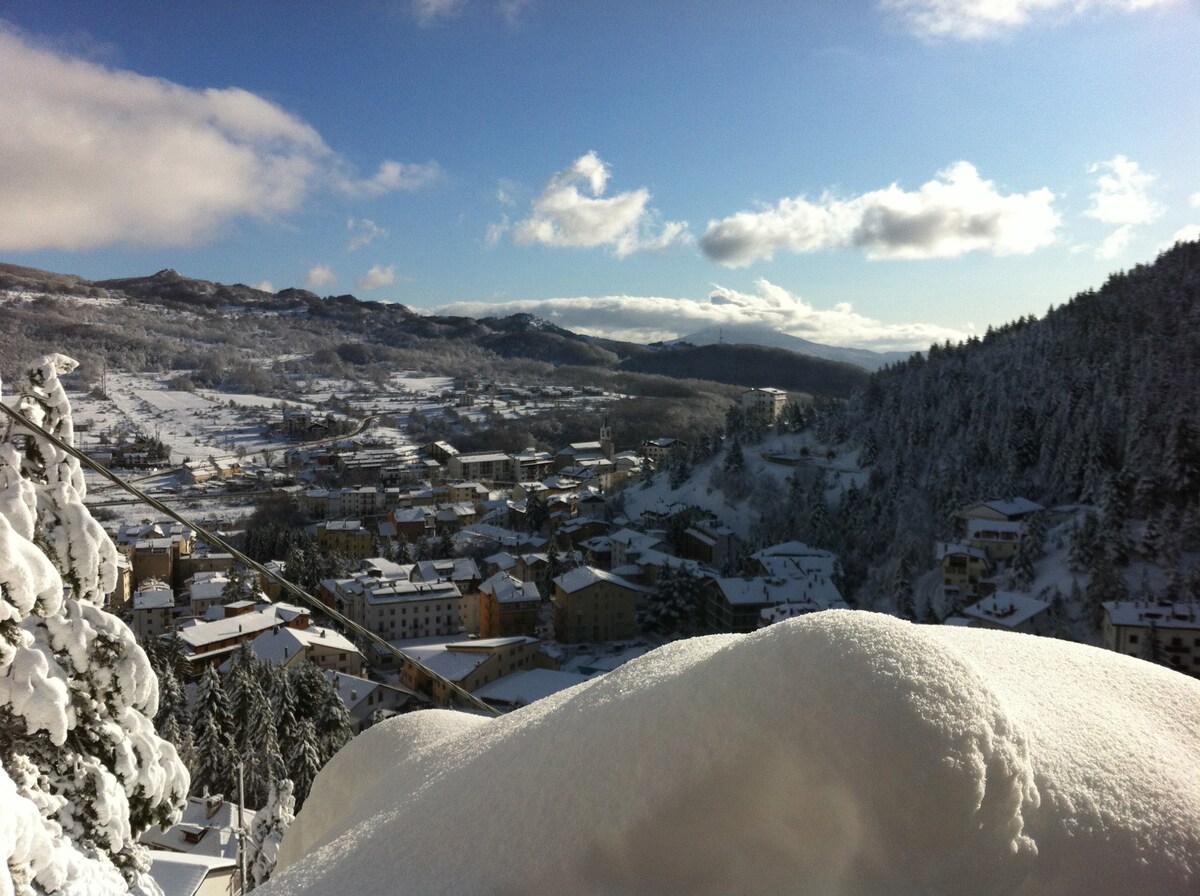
[265,611,1200,895]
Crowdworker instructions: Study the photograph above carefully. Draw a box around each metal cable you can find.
[0,399,500,717]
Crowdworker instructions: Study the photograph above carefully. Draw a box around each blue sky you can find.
[1,1,1196,350]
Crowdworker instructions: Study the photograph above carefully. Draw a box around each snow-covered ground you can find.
[266,611,1200,896]
[622,432,867,542]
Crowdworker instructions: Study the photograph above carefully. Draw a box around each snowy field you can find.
[267,611,1200,896]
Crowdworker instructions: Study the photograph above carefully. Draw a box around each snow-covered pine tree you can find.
[0,354,189,892]
[190,663,236,798]
[245,778,295,890]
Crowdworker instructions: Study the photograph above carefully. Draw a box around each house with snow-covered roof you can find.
[396,636,543,703]
[474,667,593,711]
[479,571,541,638]
[138,849,237,896]
[132,579,175,641]
[956,497,1044,525]
[139,794,256,862]
[173,601,312,674]
[740,386,788,423]
[322,670,421,733]
[249,624,364,676]
[552,566,650,644]
[1102,600,1200,675]
[316,519,375,560]
[936,541,991,598]
[961,591,1051,635]
[704,574,846,633]
[964,518,1024,563]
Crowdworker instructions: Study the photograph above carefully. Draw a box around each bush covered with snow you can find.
[267,611,1199,896]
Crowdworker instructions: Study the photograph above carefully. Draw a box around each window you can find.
[1129,635,1139,644]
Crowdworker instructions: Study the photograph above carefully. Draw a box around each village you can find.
[79,373,1195,730]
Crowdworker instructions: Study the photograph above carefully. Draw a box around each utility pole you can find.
[238,760,249,893]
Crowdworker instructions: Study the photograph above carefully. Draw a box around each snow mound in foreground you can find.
[265,611,1200,896]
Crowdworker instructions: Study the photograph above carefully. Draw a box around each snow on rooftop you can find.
[963,592,1050,628]
[474,668,593,707]
[267,611,1200,896]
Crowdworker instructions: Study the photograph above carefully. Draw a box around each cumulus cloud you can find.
[306,264,337,289]
[1085,155,1162,226]
[433,279,968,352]
[509,152,689,258]
[700,162,1059,266]
[252,280,275,293]
[346,218,388,251]
[881,0,1179,40]
[1084,155,1162,259]
[0,26,437,252]
[356,264,396,290]
[1171,224,1200,244]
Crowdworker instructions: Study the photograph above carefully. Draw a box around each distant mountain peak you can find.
[674,324,910,371]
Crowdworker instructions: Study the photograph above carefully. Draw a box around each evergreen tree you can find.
[723,437,745,474]
[641,563,700,636]
[191,664,236,798]
[245,779,296,890]
[0,354,188,891]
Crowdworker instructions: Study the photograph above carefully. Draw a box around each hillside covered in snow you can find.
[263,612,1200,896]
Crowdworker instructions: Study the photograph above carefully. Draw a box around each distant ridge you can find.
[674,324,910,371]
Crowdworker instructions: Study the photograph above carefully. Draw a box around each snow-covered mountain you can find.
[674,323,911,371]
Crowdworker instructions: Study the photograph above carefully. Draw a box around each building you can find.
[1102,600,1200,676]
[681,519,739,570]
[249,624,365,676]
[479,571,541,638]
[641,437,685,468]
[447,451,515,483]
[397,636,543,703]
[552,566,649,644]
[936,542,991,598]
[140,794,256,862]
[703,575,847,633]
[174,602,312,674]
[132,580,175,642]
[740,387,788,423]
[322,563,463,657]
[322,670,420,733]
[316,520,375,560]
[962,591,1051,635]
[964,518,1024,563]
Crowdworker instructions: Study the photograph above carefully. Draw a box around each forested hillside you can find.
[814,240,1200,606]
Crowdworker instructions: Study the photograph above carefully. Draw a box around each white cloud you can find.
[1191,192,1200,209]
[1095,224,1134,259]
[306,264,337,289]
[346,218,388,251]
[337,159,442,198]
[1171,224,1200,244]
[1085,155,1162,226]
[433,279,968,352]
[509,152,689,258]
[0,27,436,252]
[700,162,1059,266]
[412,0,532,28]
[881,0,1178,40]
[356,264,396,290]
[412,0,465,27]
[252,280,275,293]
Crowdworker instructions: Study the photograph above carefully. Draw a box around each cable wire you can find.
[0,399,500,717]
